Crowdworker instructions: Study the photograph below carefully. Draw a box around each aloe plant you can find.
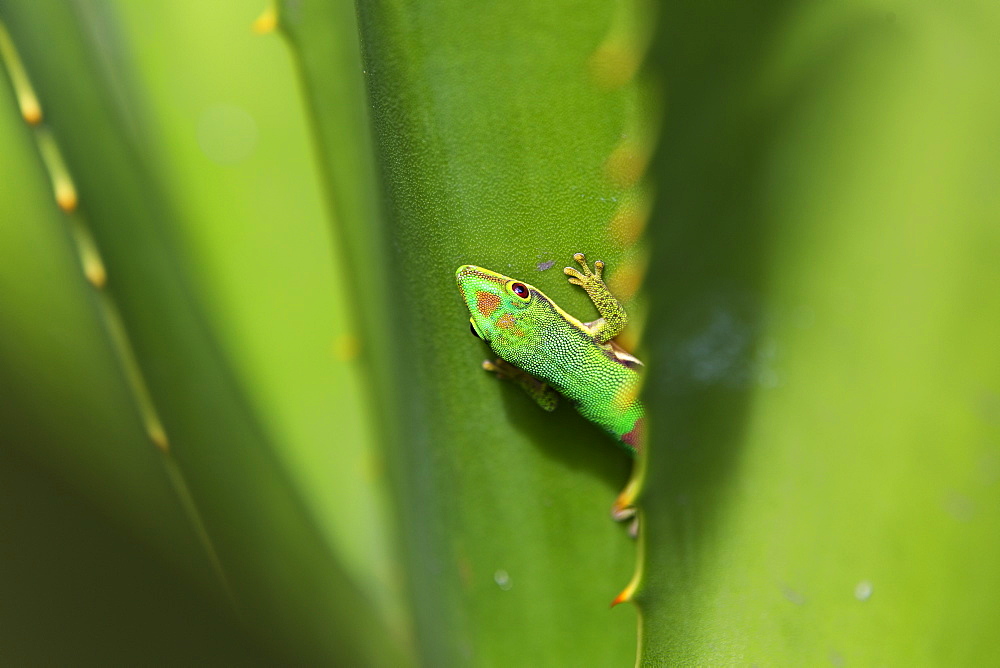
[2,0,1000,665]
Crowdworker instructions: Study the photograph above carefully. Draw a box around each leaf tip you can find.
[21,96,42,125]
[252,5,278,35]
[148,422,170,453]
[604,140,648,191]
[589,43,641,91]
[55,179,78,213]
[83,251,107,288]
[610,581,635,608]
[611,541,644,608]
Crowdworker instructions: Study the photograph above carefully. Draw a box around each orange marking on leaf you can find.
[476,291,501,317]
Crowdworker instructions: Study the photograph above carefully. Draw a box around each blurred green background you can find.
[1,0,998,665]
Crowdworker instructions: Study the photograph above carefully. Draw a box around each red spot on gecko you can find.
[496,313,524,337]
[476,291,501,317]
[622,418,644,454]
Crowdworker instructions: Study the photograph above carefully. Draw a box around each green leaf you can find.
[284,0,650,663]
[109,0,402,630]
[640,1,1000,663]
[10,0,995,663]
[0,3,402,663]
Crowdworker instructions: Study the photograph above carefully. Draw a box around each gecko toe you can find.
[572,252,597,277]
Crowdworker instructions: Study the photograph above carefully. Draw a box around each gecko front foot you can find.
[563,252,627,343]
[563,252,605,289]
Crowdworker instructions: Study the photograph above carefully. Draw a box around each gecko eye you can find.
[470,322,481,338]
[510,282,530,300]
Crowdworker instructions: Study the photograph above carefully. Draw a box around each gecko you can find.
[455,253,644,520]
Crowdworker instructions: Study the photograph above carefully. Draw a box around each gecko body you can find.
[455,253,644,454]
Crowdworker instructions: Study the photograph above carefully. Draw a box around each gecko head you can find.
[456,264,537,344]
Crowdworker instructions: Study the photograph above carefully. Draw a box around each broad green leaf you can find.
[8,0,997,664]
[0,3,402,663]
[640,1,1000,663]
[110,0,401,629]
[283,0,649,663]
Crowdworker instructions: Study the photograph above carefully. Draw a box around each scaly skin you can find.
[455,253,645,461]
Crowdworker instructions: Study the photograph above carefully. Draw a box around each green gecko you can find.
[455,253,644,520]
